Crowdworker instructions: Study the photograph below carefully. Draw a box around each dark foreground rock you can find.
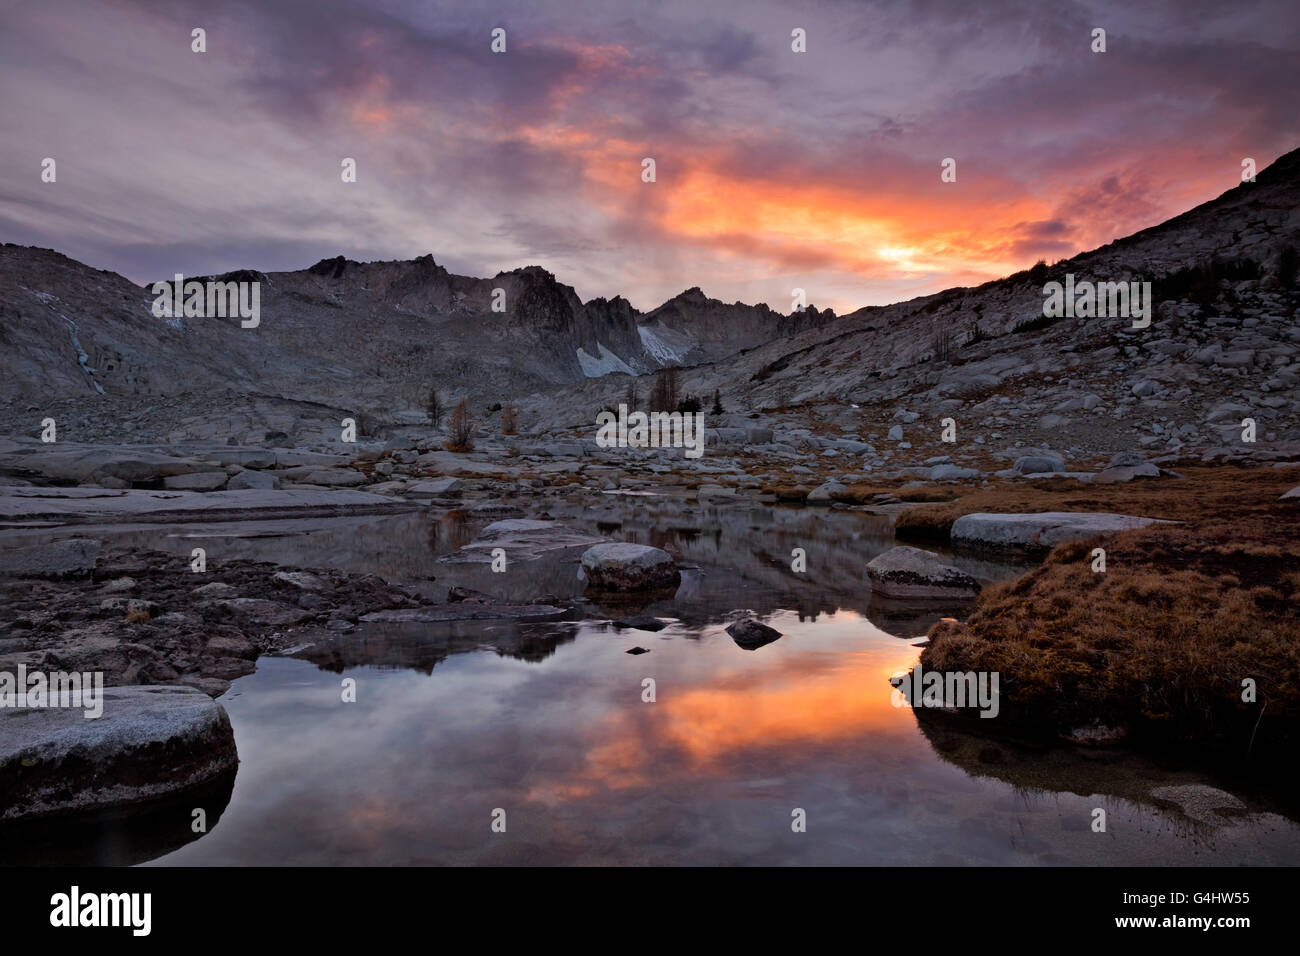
[0,545,429,697]
[612,616,668,631]
[580,542,680,591]
[866,546,981,599]
[726,618,783,650]
[0,685,236,824]
[0,538,101,578]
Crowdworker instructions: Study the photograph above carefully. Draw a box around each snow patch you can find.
[576,342,635,377]
[60,315,105,395]
[637,323,694,365]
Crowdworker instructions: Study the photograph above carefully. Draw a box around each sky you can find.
[1,0,1297,314]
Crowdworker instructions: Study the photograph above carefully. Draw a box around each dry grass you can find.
[919,468,1300,752]
[896,466,1298,539]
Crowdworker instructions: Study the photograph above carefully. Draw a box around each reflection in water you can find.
[7,497,1299,865]
[148,610,1300,866]
[1,769,236,866]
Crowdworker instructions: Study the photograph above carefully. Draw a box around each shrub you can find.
[500,402,519,435]
[425,388,443,427]
[649,366,679,412]
[444,398,475,452]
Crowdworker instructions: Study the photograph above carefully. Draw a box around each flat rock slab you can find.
[0,445,212,484]
[1093,463,1161,484]
[439,519,606,564]
[361,604,568,623]
[0,685,237,823]
[0,486,420,526]
[951,512,1174,552]
[866,545,980,599]
[0,537,101,578]
[405,477,464,497]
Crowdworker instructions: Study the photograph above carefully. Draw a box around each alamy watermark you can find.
[1,665,104,718]
[1042,273,1151,329]
[890,663,1000,718]
[151,273,260,328]
[596,404,705,458]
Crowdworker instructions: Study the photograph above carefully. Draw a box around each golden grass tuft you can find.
[920,477,1300,751]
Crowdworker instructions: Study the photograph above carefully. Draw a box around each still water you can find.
[11,497,1300,865]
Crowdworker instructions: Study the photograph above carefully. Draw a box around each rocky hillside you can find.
[2,147,1297,458]
[0,245,832,442]
[527,147,1300,460]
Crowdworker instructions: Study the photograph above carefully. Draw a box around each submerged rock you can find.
[866,546,981,599]
[440,519,606,564]
[726,618,783,650]
[0,685,237,824]
[612,615,668,632]
[1149,784,1248,825]
[580,543,680,591]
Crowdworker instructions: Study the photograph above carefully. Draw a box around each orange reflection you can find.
[528,624,921,803]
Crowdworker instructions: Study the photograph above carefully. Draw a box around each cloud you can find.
[0,0,1296,313]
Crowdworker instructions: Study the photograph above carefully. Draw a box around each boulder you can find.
[406,477,464,497]
[1013,455,1064,475]
[807,479,848,503]
[725,618,783,650]
[299,469,368,487]
[1094,463,1161,483]
[887,425,904,441]
[1281,485,1300,501]
[226,469,280,490]
[0,685,237,823]
[952,512,1173,552]
[866,546,981,599]
[745,427,774,445]
[1107,451,1146,468]
[929,463,979,480]
[162,471,229,492]
[580,542,680,591]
